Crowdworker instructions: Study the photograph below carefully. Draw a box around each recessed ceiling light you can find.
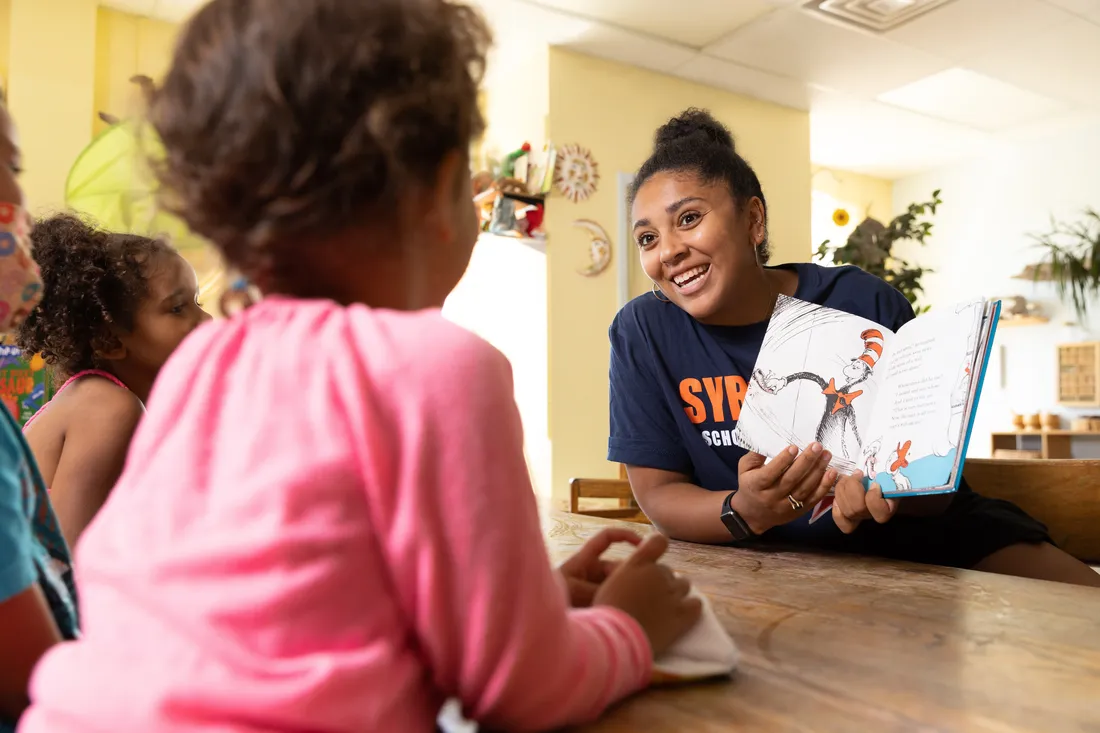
[803,0,957,33]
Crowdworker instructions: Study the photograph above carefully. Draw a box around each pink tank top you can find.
[23,369,130,432]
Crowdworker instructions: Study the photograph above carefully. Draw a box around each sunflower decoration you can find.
[832,208,850,227]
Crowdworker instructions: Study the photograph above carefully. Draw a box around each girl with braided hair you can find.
[17,214,210,546]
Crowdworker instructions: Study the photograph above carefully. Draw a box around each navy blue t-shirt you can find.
[608,263,915,545]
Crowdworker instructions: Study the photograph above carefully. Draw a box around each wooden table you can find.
[543,512,1100,733]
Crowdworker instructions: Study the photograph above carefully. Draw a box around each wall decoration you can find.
[572,219,611,277]
[554,144,600,203]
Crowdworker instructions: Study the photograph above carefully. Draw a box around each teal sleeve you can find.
[0,419,34,604]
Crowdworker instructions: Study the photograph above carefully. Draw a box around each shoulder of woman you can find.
[612,291,685,335]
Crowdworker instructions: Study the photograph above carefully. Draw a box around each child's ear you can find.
[92,334,127,362]
[429,149,467,245]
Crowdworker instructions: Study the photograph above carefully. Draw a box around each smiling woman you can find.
[608,108,1100,588]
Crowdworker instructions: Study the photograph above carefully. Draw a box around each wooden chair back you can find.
[569,459,1100,561]
[963,458,1100,563]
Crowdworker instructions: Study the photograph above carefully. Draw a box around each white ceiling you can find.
[104,0,1100,179]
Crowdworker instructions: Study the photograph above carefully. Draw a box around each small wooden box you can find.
[1057,342,1100,407]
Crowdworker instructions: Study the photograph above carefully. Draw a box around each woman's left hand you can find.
[832,471,898,534]
[558,528,643,607]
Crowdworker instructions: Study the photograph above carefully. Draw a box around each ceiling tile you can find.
[523,0,778,48]
[1042,0,1100,23]
[809,91,999,177]
[704,8,951,98]
[885,0,1074,62]
[877,67,1069,131]
[556,24,698,74]
[674,55,812,110]
[968,20,1100,108]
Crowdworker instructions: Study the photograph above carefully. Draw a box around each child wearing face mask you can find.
[0,97,79,733]
[17,214,211,547]
[20,1,701,732]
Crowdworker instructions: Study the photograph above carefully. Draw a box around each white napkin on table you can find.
[651,592,739,685]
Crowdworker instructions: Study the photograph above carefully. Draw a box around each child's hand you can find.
[594,534,702,657]
[558,528,642,607]
[832,471,898,534]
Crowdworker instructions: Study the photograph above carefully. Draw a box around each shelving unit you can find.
[991,430,1100,459]
[998,316,1050,327]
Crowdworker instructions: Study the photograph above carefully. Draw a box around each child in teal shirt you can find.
[0,94,78,731]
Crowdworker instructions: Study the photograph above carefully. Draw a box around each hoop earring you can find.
[652,283,671,303]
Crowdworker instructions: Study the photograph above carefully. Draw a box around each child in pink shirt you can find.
[19,1,701,731]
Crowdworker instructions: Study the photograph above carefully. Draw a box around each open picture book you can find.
[733,295,1001,498]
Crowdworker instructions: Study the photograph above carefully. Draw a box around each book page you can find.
[733,296,894,474]
[862,300,985,494]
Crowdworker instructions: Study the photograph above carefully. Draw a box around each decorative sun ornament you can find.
[832,208,851,226]
[554,144,600,203]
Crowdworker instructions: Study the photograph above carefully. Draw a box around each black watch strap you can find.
[720,490,755,542]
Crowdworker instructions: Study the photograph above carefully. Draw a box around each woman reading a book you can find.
[609,108,1100,587]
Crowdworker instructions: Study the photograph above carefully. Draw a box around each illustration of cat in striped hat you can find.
[753,329,885,460]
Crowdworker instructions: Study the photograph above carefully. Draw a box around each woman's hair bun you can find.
[654,108,735,153]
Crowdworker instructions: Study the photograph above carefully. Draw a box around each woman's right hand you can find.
[594,533,702,657]
[732,444,836,534]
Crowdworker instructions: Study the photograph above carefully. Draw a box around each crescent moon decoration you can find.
[573,219,611,277]
[554,144,600,203]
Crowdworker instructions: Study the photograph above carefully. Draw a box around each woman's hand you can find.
[832,471,898,534]
[558,528,642,607]
[731,444,836,534]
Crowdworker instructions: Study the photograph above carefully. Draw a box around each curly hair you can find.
[17,214,171,376]
[630,108,771,264]
[146,0,491,285]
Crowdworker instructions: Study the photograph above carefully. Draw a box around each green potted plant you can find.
[815,190,942,314]
[1029,209,1100,322]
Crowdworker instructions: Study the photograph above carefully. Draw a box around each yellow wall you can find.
[0,4,179,214]
[544,49,811,509]
[0,0,10,89]
[94,8,178,136]
[7,0,98,214]
[481,46,548,169]
[812,166,893,222]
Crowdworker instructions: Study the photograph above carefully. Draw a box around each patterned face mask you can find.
[0,202,42,333]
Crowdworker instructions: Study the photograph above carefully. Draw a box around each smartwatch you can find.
[720,491,755,542]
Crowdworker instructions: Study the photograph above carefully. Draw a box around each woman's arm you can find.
[627,465,732,544]
[629,447,834,543]
[47,385,143,546]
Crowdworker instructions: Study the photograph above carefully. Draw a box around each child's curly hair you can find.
[146,0,491,286]
[17,214,170,376]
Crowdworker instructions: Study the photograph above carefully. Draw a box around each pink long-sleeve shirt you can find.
[21,298,651,732]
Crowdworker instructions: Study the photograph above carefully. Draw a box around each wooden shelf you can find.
[992,429,1100,459]
[998,316,1050,326]
[993,430,1100,436]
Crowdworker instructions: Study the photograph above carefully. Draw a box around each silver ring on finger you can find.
[787,494,804,511]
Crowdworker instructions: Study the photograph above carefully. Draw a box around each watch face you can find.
[721,507,751,541]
